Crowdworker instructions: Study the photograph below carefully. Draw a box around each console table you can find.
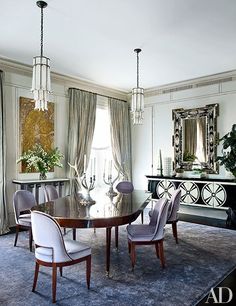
[12,178,70,204]
[146,175,236,209]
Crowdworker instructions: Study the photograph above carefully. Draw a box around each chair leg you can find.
[59,267,63,277]
[130,242,136,270]
[29,228,33,252]
[86,256,91,289]
[141,211,144,224]
[155,242,159,258]
[32,262,40,292]
[14,225,19,247]
[115,226,119,249]
[94,228,96,234]
[172,221,178,244]
[73,228,76,240]
[52,264,57,303]
[128,240,131,254]
[158,240,166,268]
[63,228,66,235]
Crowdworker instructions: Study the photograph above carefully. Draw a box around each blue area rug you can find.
[0,215,235,306]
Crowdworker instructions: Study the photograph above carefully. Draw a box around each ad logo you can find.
[206,287,233,304]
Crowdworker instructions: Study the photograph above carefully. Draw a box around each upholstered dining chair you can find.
[114,181,136,248]
[31,211,91,303]
[44,185,59,202]
[149,189,181,243]
[116,181,144,224]
[127,198,169,270]
[116,181,134,194]
[43,185,68,235]
[13,190,37,252]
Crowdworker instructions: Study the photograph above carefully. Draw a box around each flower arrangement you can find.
[17,143,64,179]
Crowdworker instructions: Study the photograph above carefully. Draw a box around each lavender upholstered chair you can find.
[149,189,181,243]
[44,185,59,202]
[31,211,91,303]
[114,181,136,248]
[13,190,37,252]
[44,185,68,235]
[127,198,169,270]
[116,181,134,194]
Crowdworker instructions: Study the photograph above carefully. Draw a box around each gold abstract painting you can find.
[19,97,54,172]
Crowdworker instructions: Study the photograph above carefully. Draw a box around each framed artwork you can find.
[19,97,54,172]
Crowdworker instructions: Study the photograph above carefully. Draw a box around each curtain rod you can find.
[69,87,127,103]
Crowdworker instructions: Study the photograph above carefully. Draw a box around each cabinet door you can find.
[179,181,200,204]
[132,106,153,190]
[201,183,227,207]
[156,179,176,199]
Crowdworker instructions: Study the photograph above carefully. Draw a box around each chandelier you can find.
[31,1,51,111]
[131,48,144,125]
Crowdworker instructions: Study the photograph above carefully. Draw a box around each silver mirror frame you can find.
[172,104,219,173]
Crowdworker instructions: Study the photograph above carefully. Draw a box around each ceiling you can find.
[1,0,236,92]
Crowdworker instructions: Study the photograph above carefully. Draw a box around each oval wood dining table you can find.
[32,189,151,275]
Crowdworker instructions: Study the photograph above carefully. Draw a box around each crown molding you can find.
[0,57,128,101]
[145,70,236,97]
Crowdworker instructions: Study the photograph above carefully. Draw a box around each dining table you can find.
[31,189,151,275]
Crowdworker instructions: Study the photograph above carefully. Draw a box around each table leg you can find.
[73,228,76,240]
[106,227,112,276]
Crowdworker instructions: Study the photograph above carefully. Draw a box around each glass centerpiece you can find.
[17,143,64,179]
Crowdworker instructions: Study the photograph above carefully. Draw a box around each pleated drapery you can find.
[108,98,132,180]
[0,70,9,235]
[67,88,97,192]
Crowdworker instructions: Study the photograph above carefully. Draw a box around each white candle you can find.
[90,159,92,178]
[110,160,113,179]
[103,159,106,178]
[93,158,96,176]
[84,155,86,173]
[159,150,163,174]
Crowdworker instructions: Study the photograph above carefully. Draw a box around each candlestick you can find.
[103,160,119,197]
[159,150,163,176]
[157,149,163,176]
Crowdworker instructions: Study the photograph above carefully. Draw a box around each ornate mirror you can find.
[172,104,219,173]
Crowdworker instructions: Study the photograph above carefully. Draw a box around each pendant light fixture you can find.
[131,48,144,125]
[31,1,51,111]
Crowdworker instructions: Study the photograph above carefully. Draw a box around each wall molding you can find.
[0,57,128,101]
[145,70,236,97]
[145,89,236,107]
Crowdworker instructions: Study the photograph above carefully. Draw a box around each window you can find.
[90,106,117,189]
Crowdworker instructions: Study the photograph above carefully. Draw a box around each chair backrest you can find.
[44,185,59,202]
[116,181,134,194]
[149,198,169,241]
[31,211,71,263]
[13,190,36,223]
[168,189,181,222]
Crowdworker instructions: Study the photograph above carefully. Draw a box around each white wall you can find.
[132,73,236,189]
[1,59,127,226]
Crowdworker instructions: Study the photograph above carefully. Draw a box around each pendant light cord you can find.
[40,6,44,57]
[136,51,139,88]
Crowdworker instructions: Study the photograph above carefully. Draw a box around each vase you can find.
[39,172,47,180]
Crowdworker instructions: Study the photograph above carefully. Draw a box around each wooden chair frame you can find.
[128,238,166,270]
[32,245,91,303]
[14,224,33,252]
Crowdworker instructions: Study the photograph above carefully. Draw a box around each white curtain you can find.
[67,88,97,192]
[0,70,9,235]
[108,98,132,180]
